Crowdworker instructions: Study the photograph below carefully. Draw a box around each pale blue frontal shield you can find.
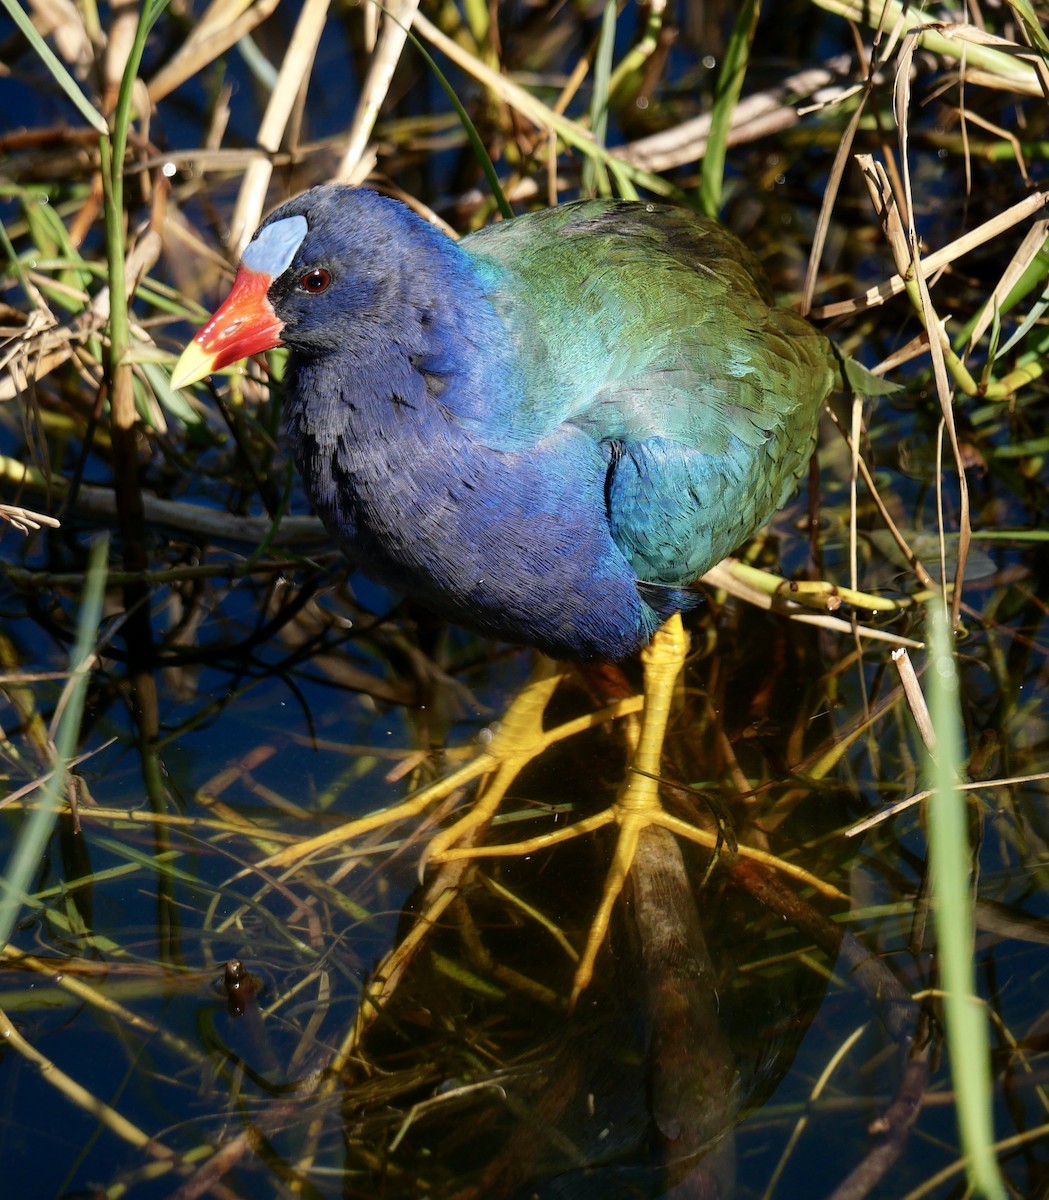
[242,215,308,276]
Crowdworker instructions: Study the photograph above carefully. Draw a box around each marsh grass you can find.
[1,1,1048,1197]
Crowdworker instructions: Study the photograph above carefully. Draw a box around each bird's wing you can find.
[464,201,838,584]
[463,201,833,441]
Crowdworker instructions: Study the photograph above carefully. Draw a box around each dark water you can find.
[3,2,1049,1198]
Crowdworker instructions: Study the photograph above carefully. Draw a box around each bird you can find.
[171,184,849,1003]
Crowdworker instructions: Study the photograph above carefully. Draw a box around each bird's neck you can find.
[281,313,503,544]
[289,233,531,451]
[282,347,505,603]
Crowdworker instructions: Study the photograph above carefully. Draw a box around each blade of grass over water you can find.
[404,22,512,221]
[98,0,173,891]
[1,0,108,133]
[100,0,170,516]
[925,603,1007,1200]
[1001,0,1049,55]
[0,535,108,950]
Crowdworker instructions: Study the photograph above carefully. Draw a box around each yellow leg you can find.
[569,611,688,1006]
[434,612,692,1007]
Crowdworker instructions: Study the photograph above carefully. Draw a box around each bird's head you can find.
[170,185,447,390]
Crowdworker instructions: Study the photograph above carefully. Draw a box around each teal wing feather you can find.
[463,201,839,585]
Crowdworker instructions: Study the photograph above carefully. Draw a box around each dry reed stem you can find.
[0,1002,178,1160]
[894,35,973,625]
[147,0,281,102]
[956,108,1032,184]
[2,947,204,1061]
[762,1024,871,1200]
[615,55,859,172]
[229,0,332,254]
[847,770,1049,835]
[812,189,1049,320]
[0,502,60,533]
[815,0,1045,95]
[103,0,138,112]
[821,403,939,591]
[965,217,1049,353]
[135,145,293,176]
[0,228,162,403]
[26,0,93,70]
[857,155,972,619]
[801,91,870,317]
[409,11,592,143]
[336,0,421,185]
[801,1,901,316]
[409,10,675,197]
[9,800,304,855]
[891,647,935,751]
[0,454,328,544]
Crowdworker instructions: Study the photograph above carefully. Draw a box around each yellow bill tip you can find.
[170,339,218,391]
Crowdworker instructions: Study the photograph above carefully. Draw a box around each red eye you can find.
[300,268,331,294]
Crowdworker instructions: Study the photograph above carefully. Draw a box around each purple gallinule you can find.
[172,185,851,1001]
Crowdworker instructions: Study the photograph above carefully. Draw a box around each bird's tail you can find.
[638,580,707,622]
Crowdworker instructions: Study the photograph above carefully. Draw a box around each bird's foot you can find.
[417,663,568,868]
[257,659,642,875]
[260,618,839,1013]
[418,663,647,867]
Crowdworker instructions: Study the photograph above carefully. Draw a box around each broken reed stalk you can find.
[99,0,169,823]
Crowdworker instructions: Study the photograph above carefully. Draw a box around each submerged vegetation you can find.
[1,1,1049,1196]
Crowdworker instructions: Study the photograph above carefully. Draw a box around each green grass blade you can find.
[0,211,37,306]
[926,602,1007,1200]
[404,25,512,220]
[0,535,108,951]
[1,0,107,133]
[699,0,760,219]
[583,0,616,197]
[1004,0,1049,54]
